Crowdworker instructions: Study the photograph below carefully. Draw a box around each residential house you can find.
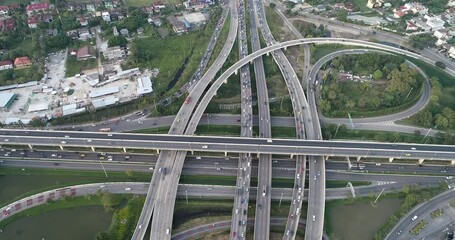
[27,16,40,29]
[393,10,408,19]
[344,2,354,12]
[333,3,345,10]
[137,27,144,35]
[26,2,50,15]
[449,0,455,7]
[144,5,154,14]
[78,17,88,26]
[405,2,428,15]
[0,18,15,31]
[78,28,92,41]
[86,4,96,12]
[104,0,114,9]
[66,30,79,39]
[0,60,13,71]
[42,14,53,23]
[0,6,9,16]
[14,57,32,69]
[406,21,418,31]
[76,46,94,61]
[449,46,455,58]
[366,0,384,9]
[153,2,166,12]
[425,15,446,31]
[103,46,126,60]
[102,12,110,21]
[167,16,187,34]
[434,29,450,39]
[414,19,431,31]
[113,26,119,36]
[120,28,129,37]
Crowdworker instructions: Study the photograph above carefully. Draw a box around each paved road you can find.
[386,189,455,240]
[134,0,240,238]
[3,130,455,161]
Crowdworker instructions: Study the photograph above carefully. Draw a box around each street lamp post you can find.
[99,160,108,178]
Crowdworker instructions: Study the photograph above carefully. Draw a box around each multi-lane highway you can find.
[3,130,455,161]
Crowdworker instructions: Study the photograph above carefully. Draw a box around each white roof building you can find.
[62,104,86,116]
[89,86,119,98]
[4,117,31,125]
[183,12,206,26]
[92,96,119,109]
[136,76,153,95]
[28,102,48,112]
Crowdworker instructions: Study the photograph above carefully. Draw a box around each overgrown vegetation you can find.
[320,53,424,117]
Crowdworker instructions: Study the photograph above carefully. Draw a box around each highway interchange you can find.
[3,0,455,239]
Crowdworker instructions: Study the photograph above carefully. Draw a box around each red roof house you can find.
[0,60,13,71]
[0,6,9,15]
[26,2,50,15]
[27,16,40,28]
[14,57,32,69]
[76,46,94,60]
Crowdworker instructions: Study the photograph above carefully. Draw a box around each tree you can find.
[336,9,348,21]
[372,69,383,80]
[108,35,128,47]
[409,33,436,50]
[270,2,276,8]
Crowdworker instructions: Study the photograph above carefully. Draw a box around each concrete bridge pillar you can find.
[284,46,287,51]
[250,60,253,64]
[191,150,194,155]
[266,52,269,57]
[290,154,294,159]
[389,157,394,163]
[452,160,455,165]
[123,148,127,153]
[156,149,160,154]
[91,146,95,152]
[257,153,260,158]
[418,159,425,164]
[28,144,33,149]
[324,155,329,161]
[346,156,352,169]
[235,69,238,75]
[356,156,361,162]
[60,145,64,150]
[225,151,228,156]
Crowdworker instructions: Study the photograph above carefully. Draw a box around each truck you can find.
[99,128,111,132]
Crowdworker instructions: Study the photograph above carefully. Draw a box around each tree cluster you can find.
[328,53,405,77]
[294,21,330,38]
[409,33,437,50]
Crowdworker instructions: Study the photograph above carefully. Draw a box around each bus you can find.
[99,128,111,132]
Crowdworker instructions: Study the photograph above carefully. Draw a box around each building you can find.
[86,4,95,12]
[167,16,187,34]
[91,96,119,109]
[27,16,40,29]
[434,29,450,39]
[102,12,111,21]
[0,92,16,110]
[14,57,32,69]
[89,86,119,98]
[76,46,94,60]
[78,28,91,40]
[425,15,446,31]
[366,0,384,9]
[0,60,13,71]
[67,30,78,39]
[0,6,9,16]
[120,28,129,37]
[137,76,153,95]
[78,17,88,26]
[449,46,455,58]
[26,2,50,15]
[406,21,418,31]
[62,103,85,116]
[103,46,126,60]
[183,12,207,27]
[28,102,48,112]
[0,19,15,32]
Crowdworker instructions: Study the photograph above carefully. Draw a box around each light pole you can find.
[403,87,414,102]
[279,192,283,207]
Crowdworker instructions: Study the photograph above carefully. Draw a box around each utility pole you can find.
[185,190,188,204]
[373,188,385,205]
[334,123,341,138]
[279,192,283,207]
[403,87,414,102]
[99,160,108,178]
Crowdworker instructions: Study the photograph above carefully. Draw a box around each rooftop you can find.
[89,86,119,98]
[0,92,16,108]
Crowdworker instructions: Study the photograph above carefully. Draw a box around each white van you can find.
[411,215,418,221]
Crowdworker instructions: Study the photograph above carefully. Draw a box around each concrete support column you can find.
[156,149,160,154]
[284,46,287,51]
[346,156,352,169]
[28,144,33,149]
[91,146,95,152]
[225,151,227,157]
[266,52,269,56]
[290,154,294,159]
[451,160,455,165]
[324,155,329,161]
[235,69,238,75]
[418,159,425,164]
[60,145,64,150]
[389,157,394,163]
[123,148,127,153]
[191,150,194,155]
[356,156,361,162]
[250,60,253,64]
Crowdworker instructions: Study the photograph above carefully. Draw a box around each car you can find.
[125,188,131,191]
[411,215,418,221]
[65,135,70,138]
[149,167,154,170]
[312,215,316,221]
[61,141,66,144]
[51,154,57,157]
[405,153,411,157]
[100,185,106,188]
[87,139,92,142]
[314,175,317,180]
[376,163,381,166]
[107,134,113,137]
[411,147,416,150]
[202,145,208,149]
[196,156,201,160]
[447,176,454,180]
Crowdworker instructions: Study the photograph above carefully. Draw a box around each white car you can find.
[125,188,131,191]
[87,139,92,142]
